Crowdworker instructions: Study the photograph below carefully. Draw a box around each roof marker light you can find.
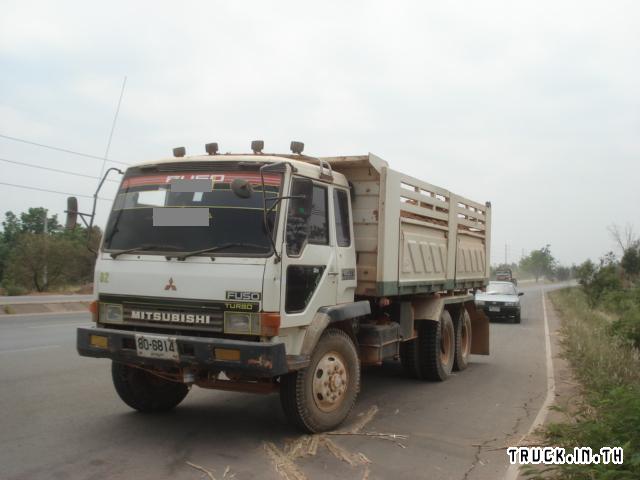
[290,141,304,154]
[205,143,219,155]
[251,140,264,154]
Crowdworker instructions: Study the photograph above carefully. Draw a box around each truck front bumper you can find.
[77,327,290,377]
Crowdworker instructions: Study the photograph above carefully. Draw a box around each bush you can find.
[582,265,621,307]
[1,282,28,296]
[544,386,640,480]
[611,310,640,350]
[600,287,640,316]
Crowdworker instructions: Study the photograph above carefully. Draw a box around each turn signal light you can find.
[260,312,280,337]
[90,335,108,349]
[215,348,241,361]
[89,300,99,322]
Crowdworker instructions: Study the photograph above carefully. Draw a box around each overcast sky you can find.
[1,1,638,265]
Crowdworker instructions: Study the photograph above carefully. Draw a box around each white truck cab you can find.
[73,141,491,432]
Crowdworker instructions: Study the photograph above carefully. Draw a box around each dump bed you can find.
[320,154,491,297]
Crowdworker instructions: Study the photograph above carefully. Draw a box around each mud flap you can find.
[466,301,490,355]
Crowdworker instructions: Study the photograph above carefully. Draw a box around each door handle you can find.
[328,271,339,276]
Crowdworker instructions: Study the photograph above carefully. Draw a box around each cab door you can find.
[280,177,338,328]
[332,187,357,303]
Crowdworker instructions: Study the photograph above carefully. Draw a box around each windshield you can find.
[103,167,282,256]
[485,283,517,295]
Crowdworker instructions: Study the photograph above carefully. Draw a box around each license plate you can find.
[134,334,179,361]
[489,306,500,312]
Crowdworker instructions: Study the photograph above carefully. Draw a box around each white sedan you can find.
[475,281,524,323]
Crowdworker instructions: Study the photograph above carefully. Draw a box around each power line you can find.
[0,157,119,182]
[0,181,114,201]
[0,133,130,166]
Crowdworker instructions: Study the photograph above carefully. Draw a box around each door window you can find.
[308,185,329,245]
[333,189,351,247]
[286,180,329,256]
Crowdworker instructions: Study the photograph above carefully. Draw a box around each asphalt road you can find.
[0,283,565,480]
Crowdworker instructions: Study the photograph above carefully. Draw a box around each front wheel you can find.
[111,362,189,413]
[280,329,360,433]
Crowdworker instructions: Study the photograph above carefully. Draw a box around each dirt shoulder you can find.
[0,302,90,316]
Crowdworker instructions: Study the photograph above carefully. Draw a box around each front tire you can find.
[280,329,360,433]
[111,362,189,413]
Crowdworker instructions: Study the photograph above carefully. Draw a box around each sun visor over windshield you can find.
[153,207,210,227]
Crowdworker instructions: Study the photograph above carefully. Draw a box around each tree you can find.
[583,264,621,307]
[519,245,556,282]
[0,237,9,283]
[576,260,596,287]
[621,247,640,277]
[1,207,101,292]
[1,211,22,244]
[4,233,77,292]
[553,265,572,281]
[19,207,61,234]
[608,223,637,255]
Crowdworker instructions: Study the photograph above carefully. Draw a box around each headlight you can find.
[475,300,485,306]
[100,303,123,323]
[505,302,519,307]
[224,312,260,335]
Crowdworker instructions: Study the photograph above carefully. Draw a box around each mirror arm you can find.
[89,167,123,231]
[83,167,124,255]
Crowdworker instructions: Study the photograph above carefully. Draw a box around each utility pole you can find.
[43,209,48,289]
[504,243,508,266]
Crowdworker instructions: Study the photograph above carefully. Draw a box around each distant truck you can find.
[495,268,517,285]
[69,142,492,432]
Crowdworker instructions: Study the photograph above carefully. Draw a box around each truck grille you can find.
[99,294,230,332]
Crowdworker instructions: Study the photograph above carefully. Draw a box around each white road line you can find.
[0,345,61,355]
[28,323,91,329]
[503,291,556,480]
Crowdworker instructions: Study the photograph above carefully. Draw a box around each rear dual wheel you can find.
[400,309,456,381]
[453,308,472,371]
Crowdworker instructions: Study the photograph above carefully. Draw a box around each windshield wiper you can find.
[174,242,269,261]
[110,244,180,259]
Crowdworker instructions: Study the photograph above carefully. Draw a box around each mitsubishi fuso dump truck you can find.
[69,141,492,433]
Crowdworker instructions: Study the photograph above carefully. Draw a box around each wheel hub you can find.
[312,351,348,412]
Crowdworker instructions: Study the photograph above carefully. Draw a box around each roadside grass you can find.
[526,287,640,479]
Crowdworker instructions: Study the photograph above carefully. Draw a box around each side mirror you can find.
[65,197,78,229]
[291,177,313,219]
[518,292,524,296]
[231,178,253,199]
